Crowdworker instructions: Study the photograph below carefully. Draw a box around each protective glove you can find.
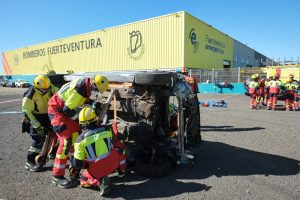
[36,126,46,137]
[21,117,31,133]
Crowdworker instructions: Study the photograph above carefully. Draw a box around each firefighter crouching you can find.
[266,73,282,110]
[22,75,58,171]
[248,74,259,109]
[48,75,109,188]
[73,106,126,196]
[284,74,299,111]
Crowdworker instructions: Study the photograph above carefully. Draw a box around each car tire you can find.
[134,72,171,86]
[134,153,174,178]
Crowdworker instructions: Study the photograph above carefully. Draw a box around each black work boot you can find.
[25,162,43,172]
[99,176,111,196]
[52,176,75,189]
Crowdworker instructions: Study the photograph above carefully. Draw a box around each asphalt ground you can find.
[0,87,299,200]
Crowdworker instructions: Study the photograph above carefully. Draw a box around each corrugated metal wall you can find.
[2,11,271,77]
[3,13,183,75]
[233,40,255,68]
[184,12,233,69]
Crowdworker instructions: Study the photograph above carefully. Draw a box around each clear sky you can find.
[1,0,299,73]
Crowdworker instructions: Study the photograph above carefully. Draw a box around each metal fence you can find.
[190,67,267,83]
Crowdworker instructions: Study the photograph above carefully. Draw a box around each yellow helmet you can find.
[79,106,98,125]
[93,75,109,92]
[251,74,256,79]
[33,75,51,91]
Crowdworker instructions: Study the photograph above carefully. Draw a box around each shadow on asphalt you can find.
[107,141,299,199]
[201,125,265,132]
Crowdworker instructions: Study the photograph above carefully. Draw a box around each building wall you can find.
[254,51,267,67]
[2,11,270,77]
[2,13,183,75]
[184,12,233,69]
[233,40,255,68]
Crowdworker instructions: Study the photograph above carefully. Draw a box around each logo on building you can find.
[127,31,145,60]
[189,28,199,53]
[13,54,19,65]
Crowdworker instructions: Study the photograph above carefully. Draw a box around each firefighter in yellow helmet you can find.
[266,73,282,110]
[22,75,58,171]
[284,74,299,111]
[248,74,259,109]
[48,75,109,188]
[72,105,126,196]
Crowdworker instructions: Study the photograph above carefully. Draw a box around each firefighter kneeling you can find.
[73,106,126,196]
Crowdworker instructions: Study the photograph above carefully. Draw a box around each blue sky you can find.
[1,0,299,73]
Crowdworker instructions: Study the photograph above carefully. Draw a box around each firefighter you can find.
[266,73,282,110]
[72,106,126,196]
[48,75,109,188]
[257,75,266,105]
[22,75,58,171]
[248,74,259,109]
[265,75,273,106]
[284,74,299,111]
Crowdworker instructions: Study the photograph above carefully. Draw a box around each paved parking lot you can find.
[0,87,299,200]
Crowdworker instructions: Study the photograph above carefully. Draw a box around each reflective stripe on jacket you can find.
[248,80,259,94]
[285,82,299,91]
[57,78,91,117]
[268,80,282,94]
[74,126,113,163]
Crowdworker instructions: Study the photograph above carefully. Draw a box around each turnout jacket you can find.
[284,81,299,93]
[22,85,58,128]
[248,80,259,94]
[57,78,91,118]
[267,79,282,94]
[73,126,113,168]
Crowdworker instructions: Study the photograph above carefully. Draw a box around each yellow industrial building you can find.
[2,11,269,78]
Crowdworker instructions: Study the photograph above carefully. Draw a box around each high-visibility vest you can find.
[58,78,91,114]
[248,81,259,94]
[268,80,282,94]
[284,82,299,94]
[22,85,57,128]
[74,126,113,162]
